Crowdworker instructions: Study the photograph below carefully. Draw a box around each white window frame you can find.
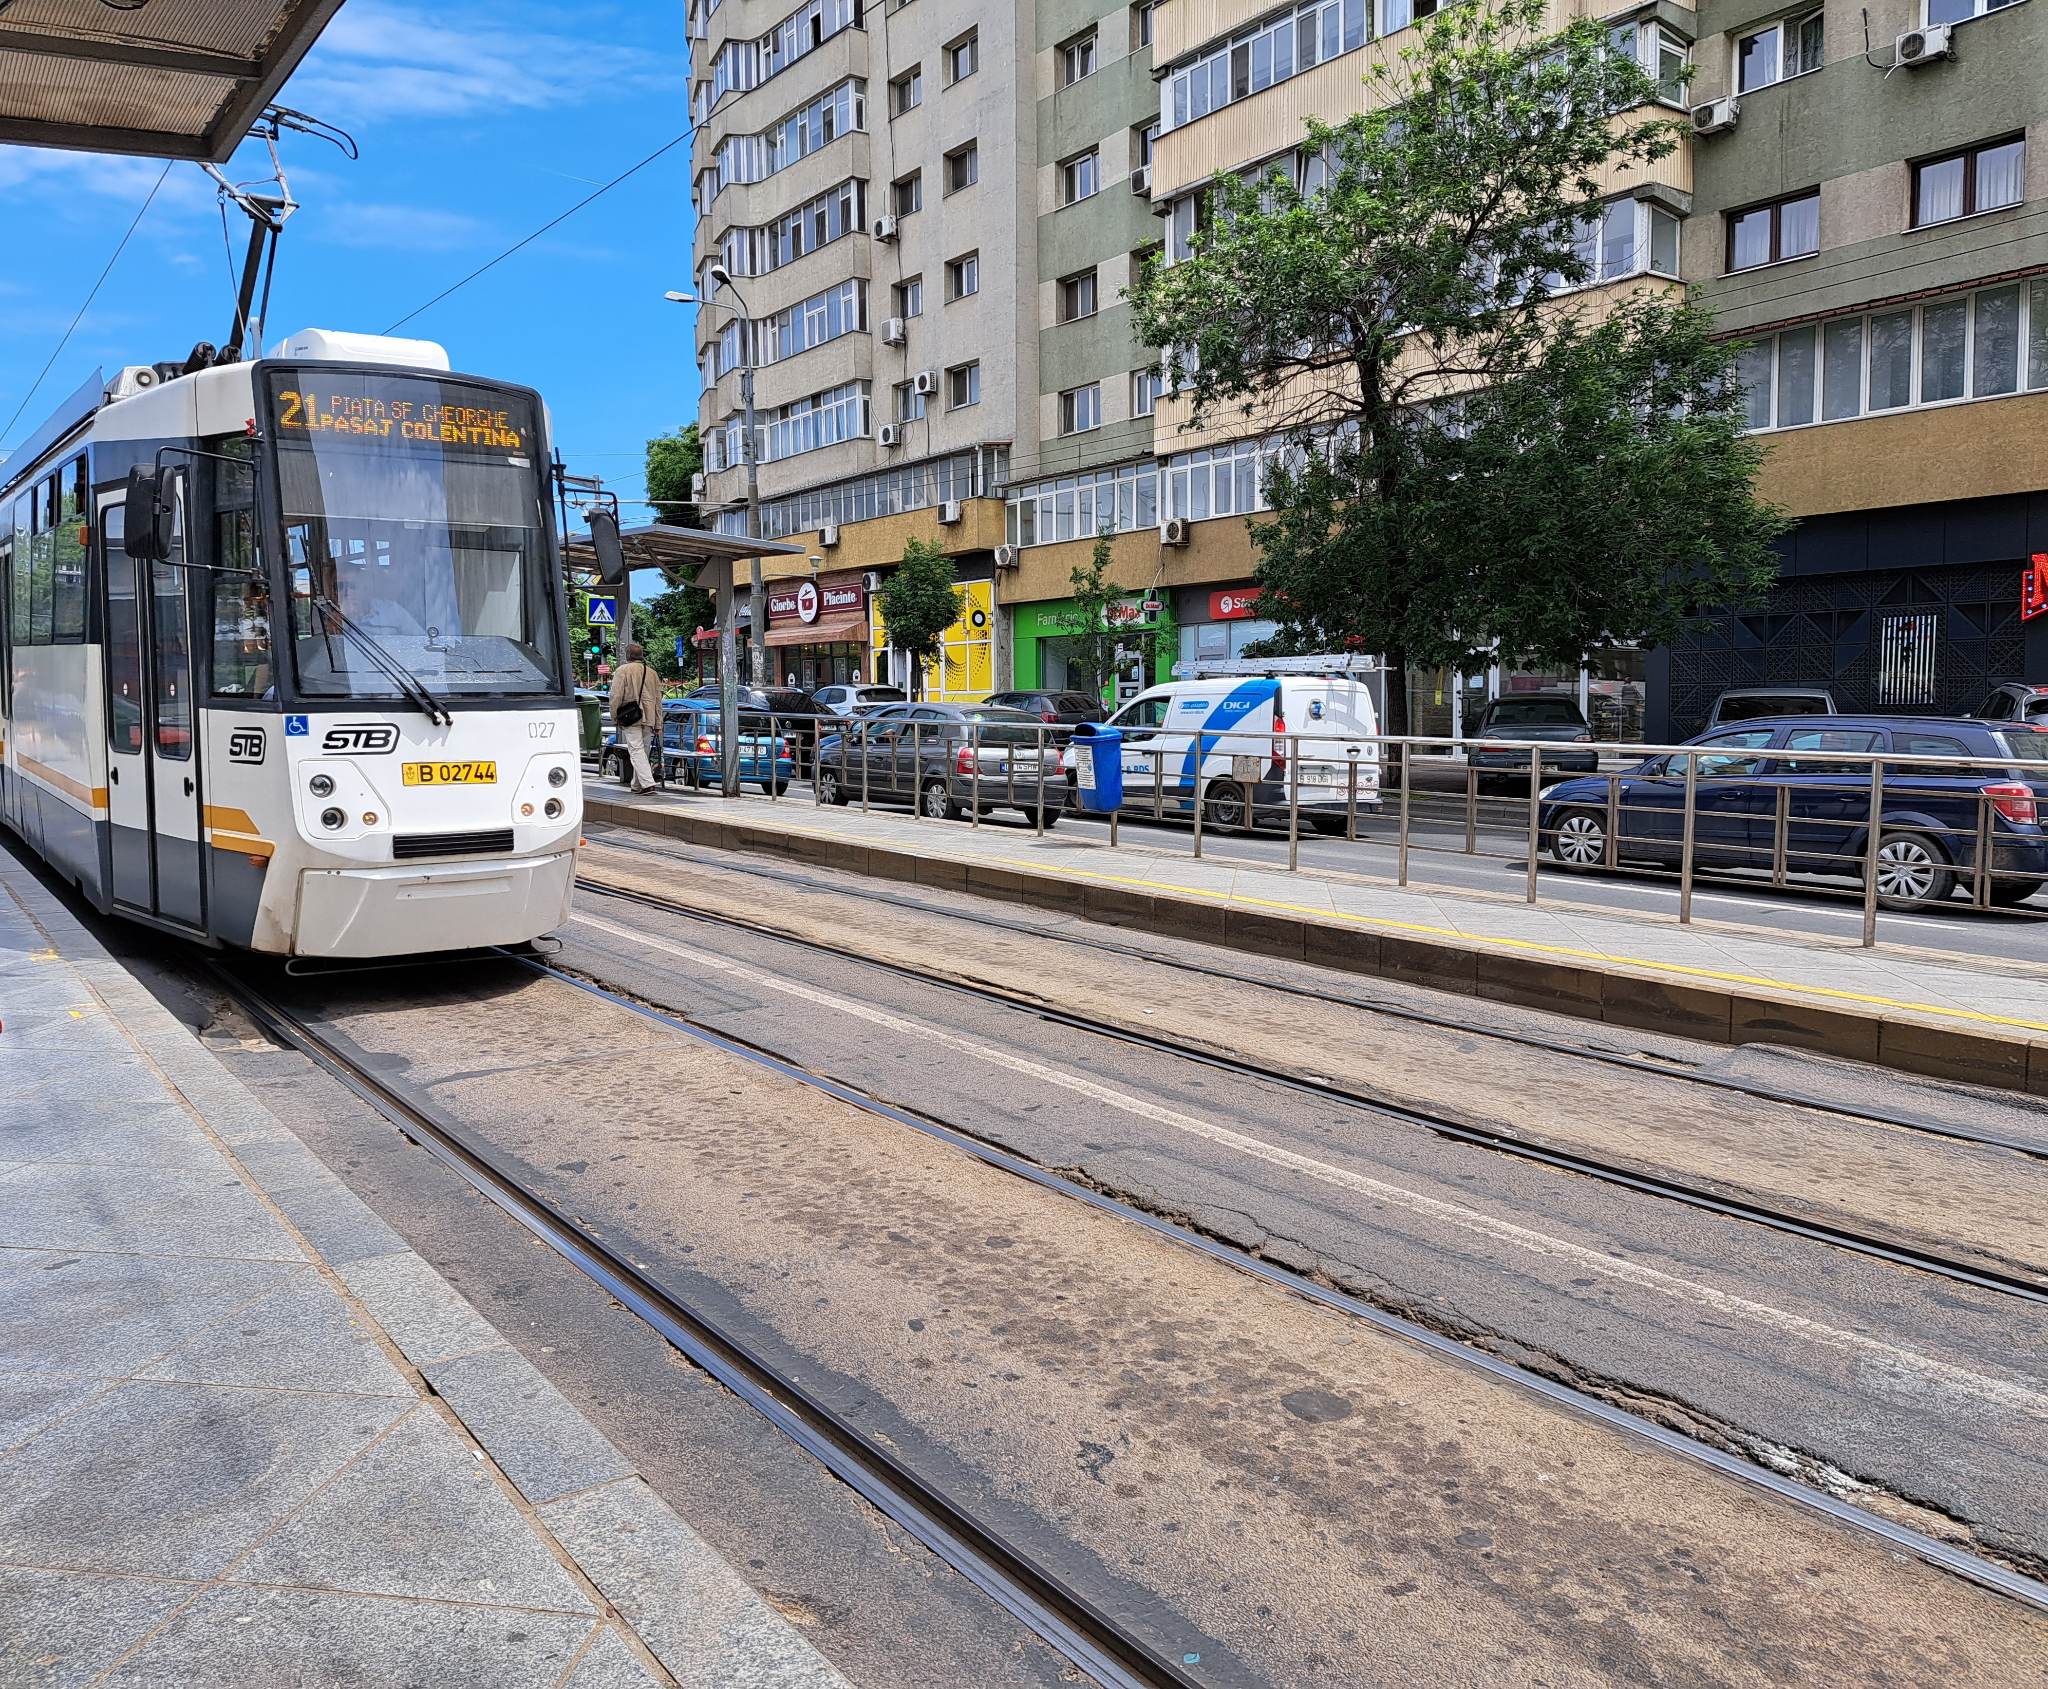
[1061,29,1099,86]
[1130,369,1164,416]
[889,65,922,115]
[1058,269,1099,322]
[945,29,978,83]
[946,251,979,300]
[1060,148,1101,206]
[947,361,982,408]
[1925,0,2023,23]
[1734,9,1823,94]
[945,141,979,194]
[1059,382,1103,435]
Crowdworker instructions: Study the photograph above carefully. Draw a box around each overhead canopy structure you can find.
[0,0,345,160]
[561,522,803,584]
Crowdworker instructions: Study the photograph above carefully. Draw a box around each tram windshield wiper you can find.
[311,593,455,727]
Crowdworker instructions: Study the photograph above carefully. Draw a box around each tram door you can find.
[100,484,205,929]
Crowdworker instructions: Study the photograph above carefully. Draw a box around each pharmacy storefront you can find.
[1012,595,1176,706]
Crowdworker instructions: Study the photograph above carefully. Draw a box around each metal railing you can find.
[617,710,2048,946]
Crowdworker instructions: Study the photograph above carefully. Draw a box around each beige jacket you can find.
[608,661,664,729]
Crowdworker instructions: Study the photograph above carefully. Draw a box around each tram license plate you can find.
[402,761,497,787]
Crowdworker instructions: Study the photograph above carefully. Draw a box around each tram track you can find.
[202,947,2048,1628]
[572,872,2048,1307]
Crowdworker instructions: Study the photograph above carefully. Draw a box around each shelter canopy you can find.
[562,522,802,584]
[0,0,343,161]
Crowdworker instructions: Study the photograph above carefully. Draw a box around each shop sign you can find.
[768,575,867,624]
[1209,589,1263,620]
[2025,553,2048,621]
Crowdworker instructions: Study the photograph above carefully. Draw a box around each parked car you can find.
[1705,686,1837,727]
[1538,715,2048,909]
[813,683,908,716]
[1975,683,2048,723]
[683,683,831,769]
[814,703,1065,822]
[659,699,795,794]
[1060,672,1382,835]
[984,689,1107,725]
[1465,693,1598,785]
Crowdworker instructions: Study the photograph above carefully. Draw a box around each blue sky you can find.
[0,1,697,529]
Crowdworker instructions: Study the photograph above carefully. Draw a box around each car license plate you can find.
[402,760,497,786]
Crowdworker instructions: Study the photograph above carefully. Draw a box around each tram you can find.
[0,329,582,957]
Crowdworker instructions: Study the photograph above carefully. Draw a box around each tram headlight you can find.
[308,773,335,798]
[545,798,564,819]
[319,806,345,831]
[547,765,569,788]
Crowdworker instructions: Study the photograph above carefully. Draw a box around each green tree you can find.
[627,581,718,680]
[643,424,701,542]
[1130,0,1783,735]
[877,538,963,700]
[1053,533,1128,703]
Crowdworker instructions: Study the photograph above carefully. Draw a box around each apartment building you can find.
[686,0,1157,697]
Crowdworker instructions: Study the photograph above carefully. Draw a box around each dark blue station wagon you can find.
[1538,715,2048,910]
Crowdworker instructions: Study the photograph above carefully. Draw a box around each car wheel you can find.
[1987,877,2043,908]
[1025,805,1060,829]
[817,769,847,806]
[1874,831,1956,910]
[1549,807,1608,871]
[1203,780,1248,835]
[761,779,789,796]
[922,780,960,821]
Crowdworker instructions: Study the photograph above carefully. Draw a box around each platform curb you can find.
[585,796,2048,1098]
[0,853,850,1689]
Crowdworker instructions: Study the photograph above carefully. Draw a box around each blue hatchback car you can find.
[658,699,795,794]
[1538,714,2048,909]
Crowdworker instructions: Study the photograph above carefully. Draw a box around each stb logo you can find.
[227,728,266,765]
[322,723,400,754]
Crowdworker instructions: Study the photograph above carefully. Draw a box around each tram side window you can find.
[27,477,54,644]
[152,482,192,761]
[9,494,29,643]
[211,511,272,697]
[104,508,144,755]
[52,456,86,643]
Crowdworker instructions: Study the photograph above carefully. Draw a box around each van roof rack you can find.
[1172,655,1383,679]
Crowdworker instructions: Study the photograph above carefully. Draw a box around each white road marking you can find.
[573,908,2047,1422]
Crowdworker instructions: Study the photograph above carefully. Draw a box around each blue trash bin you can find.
[1071,724,1123,813]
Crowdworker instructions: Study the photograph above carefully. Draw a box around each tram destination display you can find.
[267,370,532,452]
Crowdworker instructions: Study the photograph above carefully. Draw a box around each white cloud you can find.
[312,201,491,252]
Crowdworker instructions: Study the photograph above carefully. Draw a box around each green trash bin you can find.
[575,690,604,757]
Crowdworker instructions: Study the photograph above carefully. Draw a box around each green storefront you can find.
[1009,596,1176,706]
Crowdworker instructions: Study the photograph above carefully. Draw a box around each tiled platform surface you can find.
[0,855,848,1689]
[587,787,2048,1095]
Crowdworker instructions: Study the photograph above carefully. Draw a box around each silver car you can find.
[814,703,1066,822]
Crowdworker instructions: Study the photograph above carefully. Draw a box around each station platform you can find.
[0,857,848,1688]
[585,785,2048,1097]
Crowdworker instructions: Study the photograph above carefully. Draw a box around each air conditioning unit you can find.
[939,499,963,524]
[689,471,707,503]
[993,544,1019,569]
[1690,97,1740,135]
[863,571,882,592]
[877,422,903,447]
[911,369,938,396]
[873,213,899,242]
[821,523,841,547]
[881,315,907,345]
[1894,23,1954,65]
[1131,164,1151,196]
[1160,517,1191,548]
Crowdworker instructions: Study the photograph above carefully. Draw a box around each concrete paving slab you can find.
[141,1267,411,1398]
[562,1626,667,1688]
[233,1406,596,1612]
[336,1248,509,1368]
[0,1373,101,1452]
[0,1567,194,1689]
[99,1584,600,1688]
[421,1345,636,1506]
[0,1378,408,1579]
[542,1478,850,1689]
[0,1159,306,1262]
[257,1171,413,1268]
[0,1249,304,1380]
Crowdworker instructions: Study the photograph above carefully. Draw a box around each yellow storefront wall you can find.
[874,579,994,702]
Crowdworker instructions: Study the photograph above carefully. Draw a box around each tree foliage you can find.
[644,424,701,573]
[1054,535,1129,702]
[878,539,964,699]
[1131,0,1784,731]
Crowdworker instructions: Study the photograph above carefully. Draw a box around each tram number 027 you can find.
[401,761,498,787]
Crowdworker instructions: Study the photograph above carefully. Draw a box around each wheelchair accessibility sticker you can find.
[286,716,309,737]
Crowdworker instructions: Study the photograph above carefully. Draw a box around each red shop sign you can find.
[769,575,867,623]
[1209,588,1262,620]
[2025,553,2048,621]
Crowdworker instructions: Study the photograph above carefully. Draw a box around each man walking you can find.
[609,642,665,795]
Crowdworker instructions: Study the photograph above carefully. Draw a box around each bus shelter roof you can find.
[560,522,804,584]
[0,0,343,161]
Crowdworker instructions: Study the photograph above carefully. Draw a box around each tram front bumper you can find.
[293,850,576,959]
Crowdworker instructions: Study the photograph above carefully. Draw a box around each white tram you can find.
[0,329,582,957]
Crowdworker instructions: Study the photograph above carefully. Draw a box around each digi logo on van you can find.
[1208,697,1259,719]
[322,723,400,754]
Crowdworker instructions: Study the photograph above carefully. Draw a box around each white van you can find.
[1064,668,1381,833]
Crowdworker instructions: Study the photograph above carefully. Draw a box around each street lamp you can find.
[666,276,764,797]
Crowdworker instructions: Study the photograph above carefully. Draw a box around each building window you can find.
[1380,0,1443,37]
[946,251,979,300]
[947,361,981,408]
[894,379,927,421]
[945,28,978,83]
[1134,0,1157,46]
[1736,10,1822,92]
[1131,368,1165,416]
[1611,18,1690,102]
[889,66,922,115]
[1135,121,1159,167]
[1059,148,1100,205]
[1008,460,1160,546]
[892,170,923,215]
[894,275,923,317]
[1165,0,1369,132]
[1912,136,2025,227]
[945,141,979,194]
[1059,382,1102,434]
[1546,197,1682,291]
[1061,29,1098,86]
[1928,0,2022,22]
[1736,277,2048,431]
[1726,189,1819,271]
[1058,268,1098,322]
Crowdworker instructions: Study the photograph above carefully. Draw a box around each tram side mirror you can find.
[588,507,627,587]
[122,468,173,563]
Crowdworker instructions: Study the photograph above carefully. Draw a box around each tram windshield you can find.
[266,369,565,700]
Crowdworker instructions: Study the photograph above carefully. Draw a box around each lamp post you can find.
[666,276,764,797]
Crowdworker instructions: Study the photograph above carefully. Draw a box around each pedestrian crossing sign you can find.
[586,596,617,626]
